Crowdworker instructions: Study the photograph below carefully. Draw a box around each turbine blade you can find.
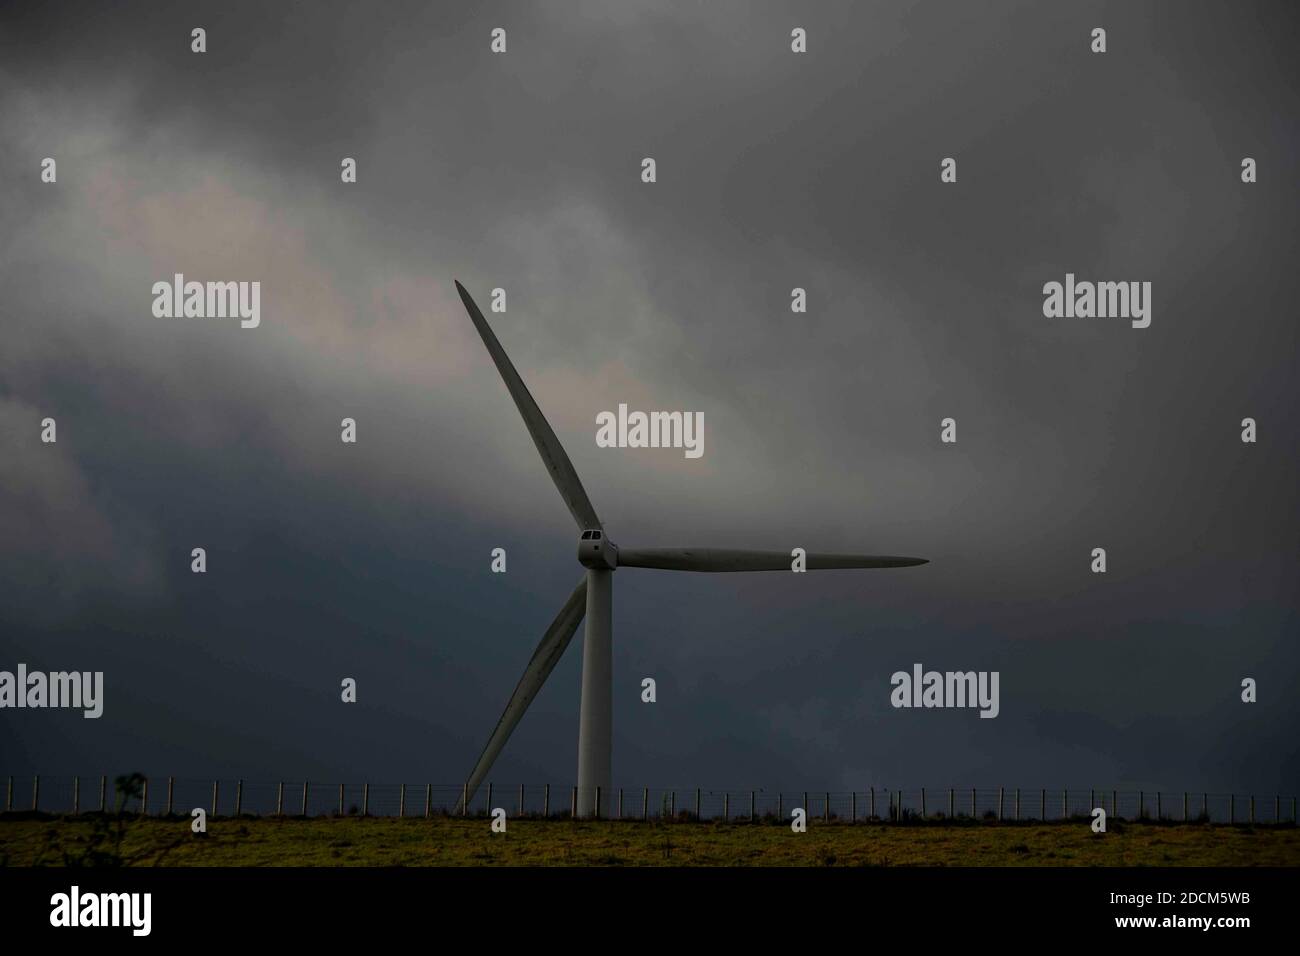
[616,548,929,572]
[454,280,602,531]
[461,576,588,810]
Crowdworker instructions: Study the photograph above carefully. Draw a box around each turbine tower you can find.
[454,280,927,817]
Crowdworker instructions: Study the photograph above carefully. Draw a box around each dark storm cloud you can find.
[1,1,1296,793]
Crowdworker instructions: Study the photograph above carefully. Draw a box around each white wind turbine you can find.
[454,280,927,817]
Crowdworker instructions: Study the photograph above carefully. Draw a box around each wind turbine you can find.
[454,280,927,818]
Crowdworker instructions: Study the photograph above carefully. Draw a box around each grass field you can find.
[3,815,1298,866]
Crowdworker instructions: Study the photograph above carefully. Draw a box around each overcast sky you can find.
[1,0,1297,800]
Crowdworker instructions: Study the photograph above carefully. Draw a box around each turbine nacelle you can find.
[578,529,618,570]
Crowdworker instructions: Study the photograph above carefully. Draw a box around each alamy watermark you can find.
[890,663,999,718]
[0,664,103,718]
[151,273,260,328]
[596,403,703,459]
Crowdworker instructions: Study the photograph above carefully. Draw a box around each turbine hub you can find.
[578,529,618,570]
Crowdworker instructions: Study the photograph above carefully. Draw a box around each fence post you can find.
[302,780,309,817]
[1183,792,1187,822]
[1089,788,1094,813]
[543,783,550,818]
[949,788,954,819]
[824,792,829,822]
[752,790,757,823]
[1139,791,1144,819]
[642,787,648,821]
[1015,787,1020,821]
[399,783,406,818]
[211,780,219,817]
[921,787,926,819]
[425,784,432,819]
[724,792,729,820]
[1202,792,1207,820]
[520,784,526,818]
[1113,789,1117,819]
[670,790,676,818]
[5,775,11,812]
[100,776,106,813]
[1249,795,1254,824]
[971,787,976,819]
[851,791,856,823]
[276,781,283,816]
[803,791,808,820]
[1062,789,1067,820]
[1230,794,1234,824]
[363,783,369,816]
[462,783,468,817]
[234,779,241,817]
[32,775,39,811]
[618,787,623,820]
[998,786,1004,821]
[167,777,176,817]
[1040,788,1045,821]
[339,783,345,816]
[140,777,148,816]
[869,787,874,820]
[570,786,577,819]
[595,786,601,818]
[778,792,783,821]
[1156,792,1161,820]
[695,788,701,820]
[484,783,490,817]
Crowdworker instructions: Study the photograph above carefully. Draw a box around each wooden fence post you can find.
[276,781,283,816]
[824,792,830,822]
[1040,788,1045,820]
[695,788,701,820]
[1156,792,1161,820]
[234,779,241,817]
[851,791,856,823]
[971,787,976,819]
[5,775,11,812]
[752,790,757,823]
[543,783,550,818]
[167,777,176,817]
[921,787,926,818]
[520,784,526,817]
[803,791,808,819]
[1202,792,1207,819]
[338,783,345,816]
[570,786,576,819]
[1015,787,1020,821]
[141,777,148,816]
[484,783,491,816]
[399,783,406,818]
[595,786,601,818]
[73,777,80,815]
[1062,789,1067,820]
[211,780,219,817]
[302,780,309,816]
[1275,795,1280,824]
[462,783,468,817]
[869,787,874,820]
[724,792,729,820]
[1230,794,1234,824]
[425,784,432,819]
[1249,795,1254,824]
[362,782,369,816]
[642,787,648,821]
[670,790,675,818]
[1139,791,1144,819]
[618,787,623,820]
[32,775,39,811]
[998,787,1004,821]
[99,776,107,813]
[949,788,954,819]
[1183,792,1188,822]
[778,792,783,820]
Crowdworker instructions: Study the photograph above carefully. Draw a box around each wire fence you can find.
[3,776,1296,825]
